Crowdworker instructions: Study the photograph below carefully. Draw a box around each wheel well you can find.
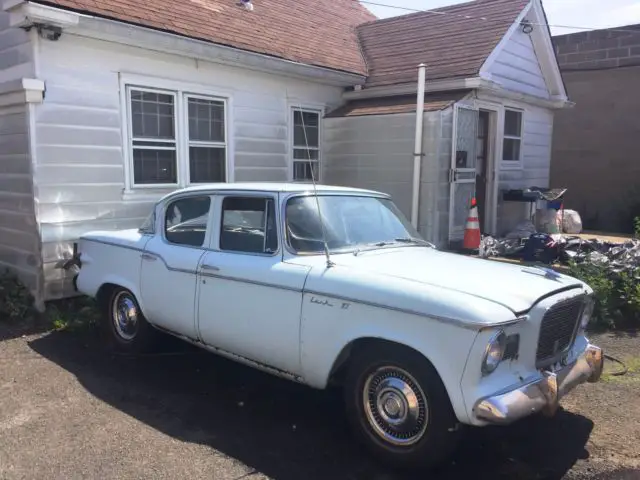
[327,337,440,387]
[96,283,119,309]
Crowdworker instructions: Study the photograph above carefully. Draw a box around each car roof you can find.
[160,182,388,201]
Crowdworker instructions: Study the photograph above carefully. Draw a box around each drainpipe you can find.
[411,63,426,229]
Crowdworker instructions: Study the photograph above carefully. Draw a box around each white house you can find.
[0,0,569,307]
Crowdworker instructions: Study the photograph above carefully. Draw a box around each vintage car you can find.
[69,183,604,469]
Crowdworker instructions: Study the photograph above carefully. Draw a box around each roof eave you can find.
[5,0,367,87]
[343,76,485,100]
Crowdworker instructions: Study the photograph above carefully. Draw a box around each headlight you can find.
[481,330,507,376]
[580,296,595,330]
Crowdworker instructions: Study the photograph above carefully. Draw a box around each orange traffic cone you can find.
[463,197,481,250]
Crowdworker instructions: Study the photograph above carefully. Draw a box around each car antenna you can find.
[296,103,334,268]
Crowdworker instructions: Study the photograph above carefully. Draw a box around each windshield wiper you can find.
[393,237,434,247]
[353,238,434,256]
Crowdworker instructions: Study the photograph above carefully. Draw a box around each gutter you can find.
[4,1,367,88]
[411,64,426,229]
[344,75,573,109]
[476,78,574,109]
[344,77,487,100]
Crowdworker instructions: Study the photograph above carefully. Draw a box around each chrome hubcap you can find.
[112,292,139,341]
[363,366,428,446]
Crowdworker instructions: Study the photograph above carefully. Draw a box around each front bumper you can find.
[473,344,604,425]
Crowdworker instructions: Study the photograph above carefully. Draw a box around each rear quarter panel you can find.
[76,235,151,309]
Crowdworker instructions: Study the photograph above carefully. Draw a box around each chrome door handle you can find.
[141,253,157,261]
[201,264,220,272]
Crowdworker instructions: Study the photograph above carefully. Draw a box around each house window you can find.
[130,89,178,185]
[187,96,226,183]
[502,109,523,163]
[292,108,321,182]
[126,85,227,188]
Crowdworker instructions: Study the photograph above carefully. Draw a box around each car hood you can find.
[330,247,585,314]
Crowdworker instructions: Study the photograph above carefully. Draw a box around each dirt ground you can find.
[0,322,638,480]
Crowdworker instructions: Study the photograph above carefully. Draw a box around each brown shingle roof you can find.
[32,0,376,75]
[357,0,530,88]
[324,90,471,117]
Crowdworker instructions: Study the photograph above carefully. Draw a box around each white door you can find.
[196,194,309,376]
[449,104,480,241]
[139,194,213,340]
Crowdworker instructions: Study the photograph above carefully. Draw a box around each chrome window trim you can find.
[217,192,281,258]
[160,193,216,251]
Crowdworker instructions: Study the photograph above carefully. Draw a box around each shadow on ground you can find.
[0,320,51,342]
[28,330,595,480]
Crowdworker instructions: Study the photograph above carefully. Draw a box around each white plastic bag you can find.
[558,209,583,234]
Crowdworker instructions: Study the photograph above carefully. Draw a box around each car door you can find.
[196,192,309,376]
[139,193,213,340]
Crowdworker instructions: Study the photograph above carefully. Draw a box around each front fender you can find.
[299,292,480,424]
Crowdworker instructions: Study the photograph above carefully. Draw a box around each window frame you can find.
[218,194,280,257]
[184,93,228,185]
[501,107,524,168]
[161,194,215,249]
[289,105,324,183]
[121,74,232,192]
[126,85,180,188]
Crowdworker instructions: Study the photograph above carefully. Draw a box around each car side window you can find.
[220,196,277,254]
[164,196,212,247]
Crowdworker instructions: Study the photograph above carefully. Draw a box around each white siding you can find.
[324,109,451,246]
[487,21,550,99]
[496,101,554,235]
[0,12,33,82]
[34,34,344,299]
[0,14,41,303]
[324,113,416,216]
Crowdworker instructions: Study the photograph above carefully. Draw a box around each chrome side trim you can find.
[83,238,200,275]
[302,289,523,330]
[81,238,145,252]
[199,271,302,293]
[152,324,304,383]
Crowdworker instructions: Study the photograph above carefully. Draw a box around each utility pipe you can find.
[411,63,426,229]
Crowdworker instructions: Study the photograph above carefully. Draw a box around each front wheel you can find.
[344,344,462,470]
[102,287,159,353]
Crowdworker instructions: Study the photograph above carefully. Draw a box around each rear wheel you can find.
[344,343,462,470]
[102,286,159,353]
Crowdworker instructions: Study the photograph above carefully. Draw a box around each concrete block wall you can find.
[550,25,640,233]
[554,24,640,71]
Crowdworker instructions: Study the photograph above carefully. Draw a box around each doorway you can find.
[476,110,491,233]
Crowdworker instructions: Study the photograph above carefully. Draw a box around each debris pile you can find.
[560,237,640,275]
[479,233,640,274]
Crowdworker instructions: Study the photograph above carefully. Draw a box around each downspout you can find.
[411,63,426,229]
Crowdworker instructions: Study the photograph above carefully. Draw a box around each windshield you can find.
[285,195,427,254]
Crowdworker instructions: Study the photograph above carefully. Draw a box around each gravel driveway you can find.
[0,323,638,480]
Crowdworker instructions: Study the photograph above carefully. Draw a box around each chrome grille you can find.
[536,296,585,367]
